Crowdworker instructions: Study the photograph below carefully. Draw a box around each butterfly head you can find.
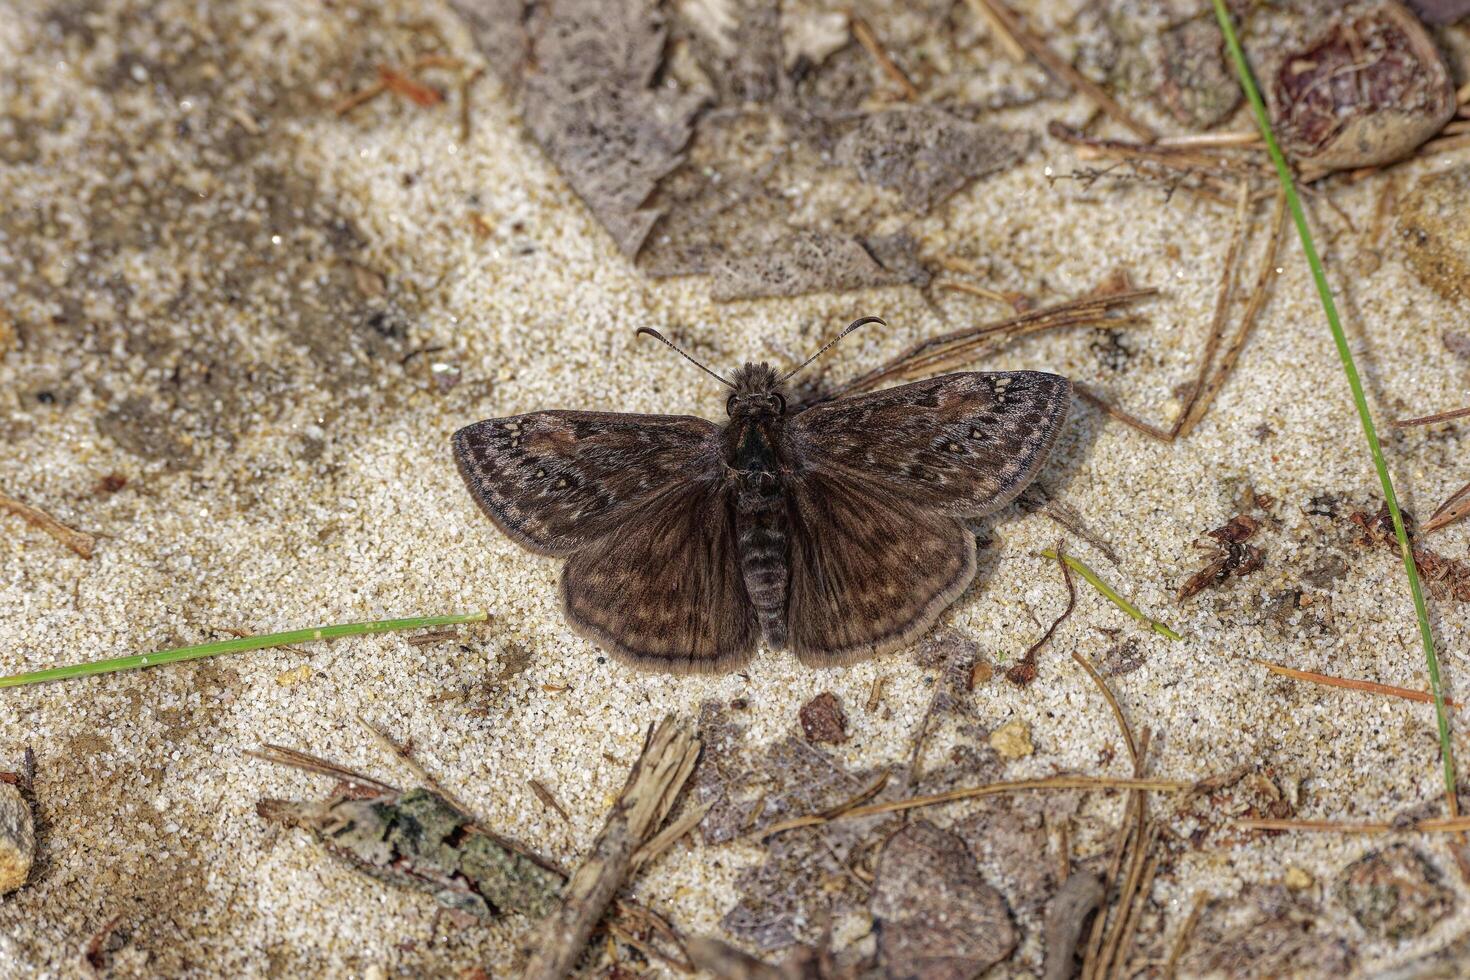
[726,362,788,417]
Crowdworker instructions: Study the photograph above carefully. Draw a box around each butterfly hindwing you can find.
[560,482,758,673]
[452,410,722,556]
[790,371,1072,518]
[786,467,976,666]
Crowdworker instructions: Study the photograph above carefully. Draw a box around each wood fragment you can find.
[1071,652,1138,769]
[1156,131,1261,148]
[378,66,443,107]
[1163,891,1208,979]
[522,715,700,980]
[406,628,459,647]
[630,799,714,873]
[530,779,572,824]
[1237,815,1470,833]
[976,0,1156,140]
[333,80,388,115]
[755,775,1189,839]
[0,490,95,558]
[849,14,919,100]
[247,744,399,794]
[1254,659,1459,708]
[866,674,887,712]
[1108,843,1160,979]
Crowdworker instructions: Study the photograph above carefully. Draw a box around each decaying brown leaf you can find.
[798,692,849,745]
[1351,503,1470,601]
[453,0,704,258]
[1179,514,1264,601]
[870,820,1018,978]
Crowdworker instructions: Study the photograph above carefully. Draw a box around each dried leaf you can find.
[798,692,849,744]
[870,820,1017,978]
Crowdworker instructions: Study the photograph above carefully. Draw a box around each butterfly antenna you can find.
[778,315,886,384]
[636,328,736,389]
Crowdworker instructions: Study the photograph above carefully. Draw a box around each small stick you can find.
[1045,499,1121,565]
[1238,815,1470,833]
[333,80,388,115]
[849,14,919,100]
[356,716,467,809]
[938,279,1016,308]
[977,0,1156,140]
[1180,187,1288,435]
[1072,652,1138,768]
[1163,892,1208,979]
[521,715,701,980]
[1255,659,1460,707]
[1173,180,1251,438]
[529,779,572,824]
[1051,124,1262,181]
[247,744,399,795]
[1039,550,1182,641]
[1008,543,1077,684]
[1392,405,1470,428]
[756,775,1190,839]
[0,490,95,558]
[1075,383,1175,442]
[377,66,443,107]
[459,66,485,143]
[630,800,715,872]
[963,0,1026,61]
[1423,480,1470,534]
[1107,841,1160,979]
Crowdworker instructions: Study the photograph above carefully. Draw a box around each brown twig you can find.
[1237,815,1470,833]
[1075,383,1174,442]
[1008,543,1077,685]
[529,779,572,825]
[1179,187,1288,436]
[1163,892,1208,979]
[963,0,1025,61]
[1255,659,1460,708]
[1072,652,1138,768]
[1156,131,1260,148]
[247,744,399,794]
[756,775,1189,839]
[828,287,1157,400]
[978,0,1156,140]
[1050,123,1262,182]
[849,14,919,100]
[522,715,700,980]
[1045,498,1121,565]
[1173,181,1251,438]
[1393,405,1470,428]
[1424,480,1470,534]
[0,490,95,558]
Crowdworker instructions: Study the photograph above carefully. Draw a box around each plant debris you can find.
[1268,0,1456,171]
[0,489,96,559]
[1179,514,1265,601]
[1180,887,1354,976]
[1335,845,1455,940]
[259,787,564,920]
[1351,503,1470,601]
[1398,164,1470,305]
[798,692,849,745]
[870,820,1017,977]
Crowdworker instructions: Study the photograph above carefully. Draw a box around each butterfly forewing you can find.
[790,371,1072,518]
[453,410,722,555]
[560,482,758,672]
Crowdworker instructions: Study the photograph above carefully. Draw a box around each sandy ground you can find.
[3,0,1470,976]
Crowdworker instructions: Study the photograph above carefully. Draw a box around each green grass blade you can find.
[1210,0,1456,802]
[1039,550,1181,641]
[0,611,489,688]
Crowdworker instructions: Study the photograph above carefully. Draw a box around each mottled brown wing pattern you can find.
[560,482,758,673]
[786,469,976,666]
[791,372,1072,518]
[452,411,722,556]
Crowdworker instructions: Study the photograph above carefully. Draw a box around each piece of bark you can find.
[522,714,701,980]
[1042,872,1104,980]
[0,779,34,894]
[799,692,849,744]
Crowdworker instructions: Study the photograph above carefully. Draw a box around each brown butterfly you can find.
[453,318,1071,673]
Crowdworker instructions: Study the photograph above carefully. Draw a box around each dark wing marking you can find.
[452,410,722,556]
[790,372,1071,518]
[786,469,976,667]
[560,482,758,673]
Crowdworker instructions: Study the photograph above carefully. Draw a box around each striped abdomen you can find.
[736,474,789,649]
